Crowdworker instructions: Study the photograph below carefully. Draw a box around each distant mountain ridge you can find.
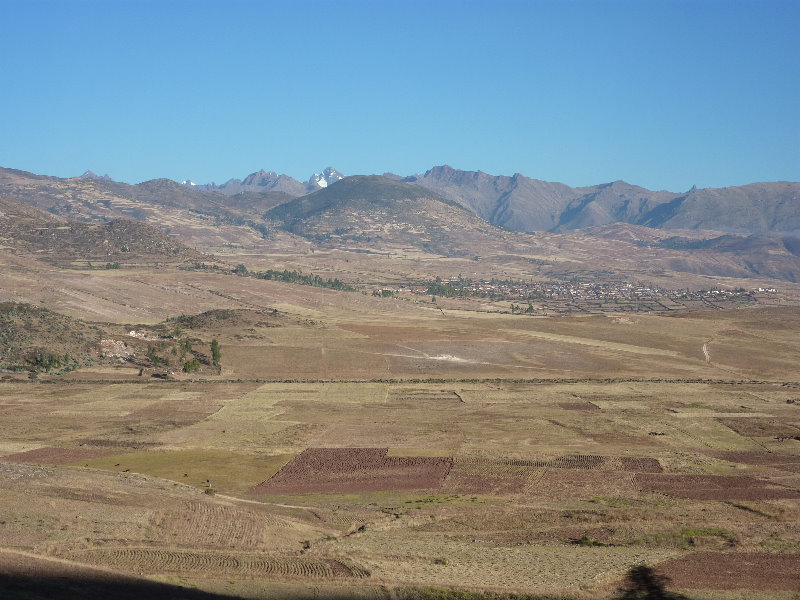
[407,165,800,236]
[187,167,343,196]
[2,163,798,237]
[2,165,799,282]
[80,170,113,182]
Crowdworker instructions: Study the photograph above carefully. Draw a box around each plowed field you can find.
[250,447,453,494]
[65,548,370,579]
[3,446,116,465]
[635,473,800,500]
[655,552,800,591]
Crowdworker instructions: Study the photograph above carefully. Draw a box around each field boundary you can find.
[7,376,799,386]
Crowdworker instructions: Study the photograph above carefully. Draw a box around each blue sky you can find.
[1,0,798,191]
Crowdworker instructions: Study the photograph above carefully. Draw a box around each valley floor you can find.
[1,377,799,599]
[1,259,799,599]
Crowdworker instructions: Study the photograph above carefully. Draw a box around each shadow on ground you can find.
[0,573,242,600]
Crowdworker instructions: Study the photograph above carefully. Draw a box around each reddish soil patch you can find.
[250,447,453,494]
[558,402,600,411]
[636,473,800,500]
[717,417,800,437]
[702,450,800,473]
[451,455,607,470]
[655,552,800,591]
[619,457,663,473]
[3,446,116,465]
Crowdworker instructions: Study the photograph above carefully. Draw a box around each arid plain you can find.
[2,172,800,599]
[2,254,800,599]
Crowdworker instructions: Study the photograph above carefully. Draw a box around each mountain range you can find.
[89,163,796,236]
[2,164,799,282]
[404,166,800,236]
[4,163,798,239]
[180,167,344,196]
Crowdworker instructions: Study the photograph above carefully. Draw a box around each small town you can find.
[381,276,779,314]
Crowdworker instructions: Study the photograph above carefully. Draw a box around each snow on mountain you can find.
[309,167,343,189]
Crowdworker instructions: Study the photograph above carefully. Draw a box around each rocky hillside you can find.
[191,167,343,196]
[266,175,518,256]
[0,166,295,223]
[581,224,800,282]
[0,196,203,266]
[409,166,800,235]
[0,302,102,374]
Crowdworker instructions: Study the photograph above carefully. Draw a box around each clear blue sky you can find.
[1,0,798,191]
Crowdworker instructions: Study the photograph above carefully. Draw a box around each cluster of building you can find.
[382,277,777,314]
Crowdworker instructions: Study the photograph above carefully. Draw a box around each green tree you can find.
[183,358,200,373]
[211,339,221,366]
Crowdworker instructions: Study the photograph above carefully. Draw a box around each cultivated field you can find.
[2,246,800,598]
[2,373,799,598]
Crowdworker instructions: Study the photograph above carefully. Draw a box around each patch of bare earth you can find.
[3,446,117,465]
[717,417,800,437]
[558,401,600,411]
[655,552,800,591]
[619,456,664,473]
[250,447,453,494]
[635,473,800,500]
[702,450,800,473]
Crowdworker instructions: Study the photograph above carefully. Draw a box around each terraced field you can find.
[251,448,453,494]
[2,340,800,598]
[64,548,370,579]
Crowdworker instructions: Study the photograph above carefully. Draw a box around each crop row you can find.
[67,548,369,578]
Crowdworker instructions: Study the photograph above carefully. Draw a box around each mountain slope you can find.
[643,182,800,234]
[410,166,800,236]
[553,181,681,232]
[580,223,800,282]
[0,166,298,247]
[0,195,202,266]
[406,165,577,231]
[266,175,515,255]
[194,167,344,196]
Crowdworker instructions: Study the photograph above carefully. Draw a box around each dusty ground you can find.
[1,376,799,598]
[2,244,800,598]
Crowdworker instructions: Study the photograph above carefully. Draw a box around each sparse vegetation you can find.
[1,168,799,598]
[210,339,220,366]
[182,358,200,373]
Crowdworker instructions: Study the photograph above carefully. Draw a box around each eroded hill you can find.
[0,196,203,267]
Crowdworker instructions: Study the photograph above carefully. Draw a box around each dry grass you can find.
[1,288,799,598]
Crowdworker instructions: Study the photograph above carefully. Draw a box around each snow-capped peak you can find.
[309,167,343,188]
